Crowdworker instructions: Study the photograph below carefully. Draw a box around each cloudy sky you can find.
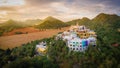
[0,0,120,22]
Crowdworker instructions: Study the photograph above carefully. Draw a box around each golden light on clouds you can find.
[0,0,120,22]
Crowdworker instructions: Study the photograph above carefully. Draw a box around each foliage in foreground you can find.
[0,36,120,68]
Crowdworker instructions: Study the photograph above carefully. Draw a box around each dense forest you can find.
[0,27,120,68]
[0,13,120,68]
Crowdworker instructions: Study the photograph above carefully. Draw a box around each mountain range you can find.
[1,13,120,29]
[0,13,120,36]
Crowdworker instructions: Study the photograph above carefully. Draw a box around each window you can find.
[80,48,82,50]
[90,40,93,42]
[70,44,72,46]
[73,48,75,50]
[73,45,75,47]
[73,42,75,45]
[76,48,78,50]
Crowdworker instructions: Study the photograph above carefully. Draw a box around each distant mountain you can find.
[36,16,68,29]
[67,13,120,29]
[0,20,23,35]
[0,19,42,35]
[92,13,120,23]
[66,17,91,26]
[0,13,120,36]
[25,19,42,26]
[0,20,25,32]
[66,19,81,25]
[91,13,120,29]
[89,13,120,44]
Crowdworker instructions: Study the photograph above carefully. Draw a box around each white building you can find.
[87,36,96,46]
[67,38,90,52]
[62,32,77,41]
[36,42,47,54]
[56,24,97,52]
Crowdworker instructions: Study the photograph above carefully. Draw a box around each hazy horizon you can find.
[0,0,120,22]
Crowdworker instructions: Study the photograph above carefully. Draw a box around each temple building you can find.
[56,23,97,52]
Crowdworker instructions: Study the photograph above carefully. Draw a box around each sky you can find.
[0,0,120,22]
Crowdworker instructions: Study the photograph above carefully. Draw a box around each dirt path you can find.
[0,28,68,50]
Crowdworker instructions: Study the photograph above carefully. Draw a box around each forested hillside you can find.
[0,36,120,68]
[35,16,68,29]
[0,13,120,68]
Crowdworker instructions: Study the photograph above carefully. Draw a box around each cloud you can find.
[0,0,25,6]
[25,0,63,6]
[0,0,120,22]
[0,6,17,11]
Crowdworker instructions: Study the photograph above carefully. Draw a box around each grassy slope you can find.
[36,16,68,29]
[0,19,42,36]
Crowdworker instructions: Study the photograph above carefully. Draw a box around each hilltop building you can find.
[36,23,97,52]
[36,42,47,55]
[56,23,97,52]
